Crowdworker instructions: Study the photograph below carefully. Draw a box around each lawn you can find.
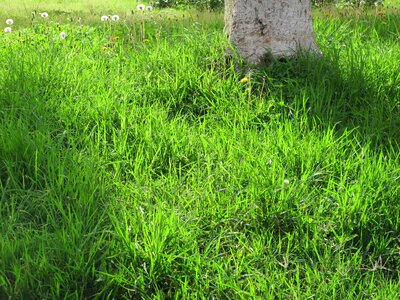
[1,1,400,299]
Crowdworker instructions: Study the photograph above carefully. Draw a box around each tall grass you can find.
[0,5,400,299]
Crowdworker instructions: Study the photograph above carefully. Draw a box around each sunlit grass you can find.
[1,2,400,299]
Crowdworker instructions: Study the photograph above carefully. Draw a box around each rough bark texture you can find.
[225,0,320,65]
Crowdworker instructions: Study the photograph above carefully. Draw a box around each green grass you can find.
[1,3,400,299]
[0,0,145,17]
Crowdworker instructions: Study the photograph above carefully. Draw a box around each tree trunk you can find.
[225,0,320,65]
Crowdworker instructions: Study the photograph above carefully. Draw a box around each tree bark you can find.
[225,0,320,65]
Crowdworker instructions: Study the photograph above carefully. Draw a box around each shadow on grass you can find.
[253,52,400,280]
[255,50,400,152]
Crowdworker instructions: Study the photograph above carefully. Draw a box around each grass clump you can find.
[1,3,400,299]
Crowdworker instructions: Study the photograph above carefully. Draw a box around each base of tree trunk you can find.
[225,0,320,66]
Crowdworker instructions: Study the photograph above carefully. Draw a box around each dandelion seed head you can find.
[40,12,49,18]
[137,4,146,11]
[4,27,12,33]
[146,6,153,11]
[101,15,109,22]
[111,15,120,21]
[284,179,290,186]
[6,19,13,25]
[59,31,66,39]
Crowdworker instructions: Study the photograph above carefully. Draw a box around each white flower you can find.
[137,4,145,11]
[359,0,366,5]
[284,179,290,186]
[59,31,66,39]
[146,6,153,11]
[111,15,120,21]
[101,15,109,22]
[5,19,13,25]
[4,27,12,33]
[40,12,49,18]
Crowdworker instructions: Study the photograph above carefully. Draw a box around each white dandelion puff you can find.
[111,15,120,21]
[59,31,66,39]
[4,27,12,33]
[284,179,290,186]
[5,19,13,25]
[137,4,145,11]
[101,15,109,22]
[146,6,153,11]
[40,12,49,18]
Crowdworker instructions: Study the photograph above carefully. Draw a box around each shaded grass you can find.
[1,5,400,299]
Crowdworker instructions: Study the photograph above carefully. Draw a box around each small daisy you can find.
[137,4,145,11]
[101,15,109,22]
[59,31,66,39]
[6,19,13,25]
[146,6,153,11]
[111,15,120,21]
[4,27,12,33]
[40,12,49,18]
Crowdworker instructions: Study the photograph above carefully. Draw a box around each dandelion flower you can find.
[111,15,120,21]
[101,15,109,22]
[146,6,153,11]
[4,27,12,33]
[137,4,145,11]
[5,19,13,25]
[59,31,66,39]
[40,12,49,18]
[240,77,249,84]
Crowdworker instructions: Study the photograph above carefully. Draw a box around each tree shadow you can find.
[253,50,400,281]
[256,50,400,152]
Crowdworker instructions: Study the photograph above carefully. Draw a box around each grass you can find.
[1,2,400,299]
[0,0,142,17]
